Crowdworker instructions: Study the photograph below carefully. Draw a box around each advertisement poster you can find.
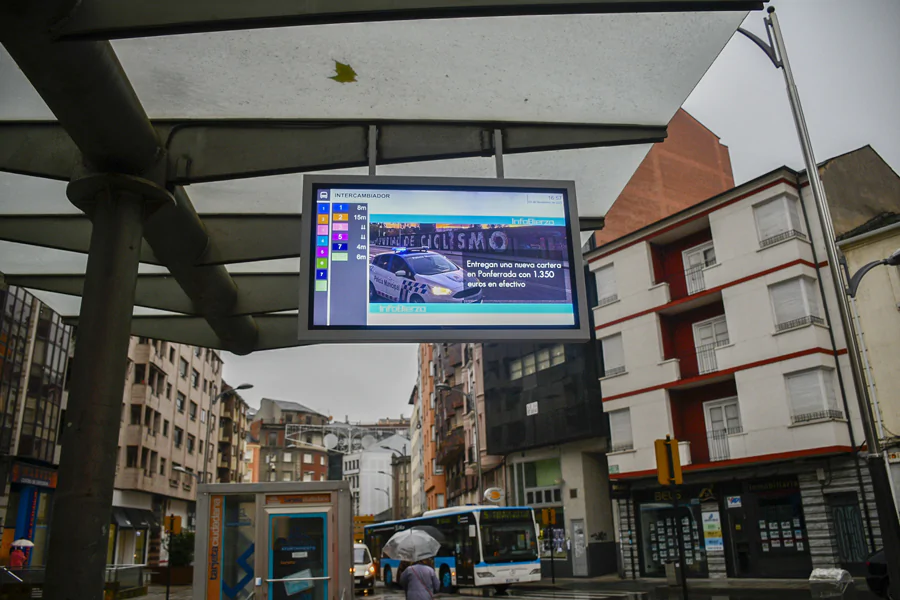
[701,510,724,553]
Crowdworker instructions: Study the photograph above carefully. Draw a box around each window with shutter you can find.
[510,359,523,380]
[785,368,842,423]
[754,196,807,247]
[770,277,823,331]
[608,409,633,452]
[595,264,618,306]
[601,334,625,377]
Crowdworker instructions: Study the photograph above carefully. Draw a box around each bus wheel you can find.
[384,567,393,588]
[439,566,453,593]
[495,585,510,595]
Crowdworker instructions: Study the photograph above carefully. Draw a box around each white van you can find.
[353,543,376,592]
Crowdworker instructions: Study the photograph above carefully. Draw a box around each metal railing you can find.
[695,337,730,375]
[791,409,844,424]
[597,293,619,307]
[707,426,742,462]
[603,365,626,378]
[0,564,146,589]
[775,314,825,332]
[684,260,716,295]
[609,442,634,453]
[759,229,807,248]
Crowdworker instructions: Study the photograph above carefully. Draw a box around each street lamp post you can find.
[738,10,900,597]
[202,383,253,484]
[436,383,483,503]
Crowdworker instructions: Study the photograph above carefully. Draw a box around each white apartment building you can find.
[588,165,882,580]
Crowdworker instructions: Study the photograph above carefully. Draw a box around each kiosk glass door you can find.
[266,511,329,600]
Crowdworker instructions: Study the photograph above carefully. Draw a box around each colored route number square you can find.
[316,258,328,269]
[317,203,330,214]
[333,213,348,222]
[317,214,329,225]
[333,203,349,212]
[315,247,328,258]
[332,253,349,261]
[315,280,327,292]
[315,269,328,280]
[332,223,349,231]
[333,233,349,241]
[316,236,328,246]
[332,243,348,251]
[316,225,329,235]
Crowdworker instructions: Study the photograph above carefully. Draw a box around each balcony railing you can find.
[696,337,729,375]
[436,427,465,465]
[791,409,844,424]
[684,258,718,295]
[775,314,825,332]
[759,229,807,248]
[707,426,742,462]
[603,365,626,378]
[597,293,619,307]
[609,441,634,453]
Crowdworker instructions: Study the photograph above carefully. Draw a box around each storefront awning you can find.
[111,507,158,529]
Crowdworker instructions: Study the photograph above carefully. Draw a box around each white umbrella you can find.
[382,529,441,563]
[11,539,34,548]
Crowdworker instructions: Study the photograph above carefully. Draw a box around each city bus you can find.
[364,506,541,592]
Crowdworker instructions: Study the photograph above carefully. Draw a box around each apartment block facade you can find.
[217,384,250,484]
[112,337,224,566]
[250,398,329,483]
[419,344,446,511]
[589,165,882,579]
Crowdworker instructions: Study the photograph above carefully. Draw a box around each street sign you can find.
[654,436,683,487]
[541,508,557,526]
[164,515,182,535]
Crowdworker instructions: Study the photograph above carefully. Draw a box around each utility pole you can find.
[739,9,900,597]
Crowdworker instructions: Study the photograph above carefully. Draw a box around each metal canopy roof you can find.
[0,0,762,353]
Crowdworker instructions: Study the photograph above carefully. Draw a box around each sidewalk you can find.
[146,585,193,600]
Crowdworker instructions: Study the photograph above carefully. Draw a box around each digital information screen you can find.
[298,175,589,342]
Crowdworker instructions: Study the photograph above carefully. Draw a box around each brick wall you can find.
[595,110,734,246]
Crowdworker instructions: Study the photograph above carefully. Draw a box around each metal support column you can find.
[44,186,146,600]
[741,8,900,596]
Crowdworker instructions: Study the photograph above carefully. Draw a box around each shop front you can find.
[110,506,160,565]
[627,475,812,579]
[0,461,57,567]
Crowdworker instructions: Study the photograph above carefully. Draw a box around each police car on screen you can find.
[369,248,483,303]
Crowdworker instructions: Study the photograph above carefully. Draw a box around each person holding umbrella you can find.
[382,530,440,600]
[9,540,32,570]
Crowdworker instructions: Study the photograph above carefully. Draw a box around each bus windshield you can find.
[479,511,538,564]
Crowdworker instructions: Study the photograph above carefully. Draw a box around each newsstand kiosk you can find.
[193,482,352,600]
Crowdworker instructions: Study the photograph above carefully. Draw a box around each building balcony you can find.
[446,474,476,499]
[679,338,730,379]
[684,260,717,296]
[436,427,465,466]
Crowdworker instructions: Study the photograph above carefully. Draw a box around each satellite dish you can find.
[361,435,376,450]
[324,433,339,450]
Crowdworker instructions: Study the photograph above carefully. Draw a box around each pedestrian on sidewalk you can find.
[8,548,26,570]
[399,558,440,600]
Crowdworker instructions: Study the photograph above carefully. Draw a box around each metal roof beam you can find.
[0,214,303,265]
[1,120,666,185]
[55,0,765,41]
[5,272,299,316]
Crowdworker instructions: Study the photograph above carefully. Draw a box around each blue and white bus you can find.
[364,506,541,592]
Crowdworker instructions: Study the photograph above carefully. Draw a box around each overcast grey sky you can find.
[222,0,900,418]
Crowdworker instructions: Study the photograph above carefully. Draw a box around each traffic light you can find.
[654,436,683,487]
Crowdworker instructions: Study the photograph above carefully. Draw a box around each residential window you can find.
[683,242,717,295]
[433,458,443,475]
[320,456,326,466]
[203,379,208,393]
[126,446,139,468]
[191,369,200,389]
[785,368,842,424]
[195,346,203,357]
[268,471,277,482]
[537,348,551,371]
[172,462,181,479]
[770,277,822,331]
[179,358,188,378]
[436,494,445,509]
[523,354,536,376]
[160,458,166,476]
[595,263,618,306]
[174,427,184,447]
[283,472,292,482]
[169,348,175,363]
[163,420,169,437]
[200,409,207,423]
[166,383,172,399]
[187,434,196,453]
[268,432,277,446]
[176,392,185,413]
[303,453,313,464]
[601,333,625,377]
[704,397,742,461]
[189,402,198,421]
[754,194,805,248]
[130,404,142,425]
[134,364,146,384]
[608,409,633,452]
[199,441,203,456]
[550,344,566,366]
[303,472,313,482]
[283,452,292,463]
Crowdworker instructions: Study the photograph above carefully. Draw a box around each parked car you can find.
[354,543,376,593]
[866,549,890,598]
